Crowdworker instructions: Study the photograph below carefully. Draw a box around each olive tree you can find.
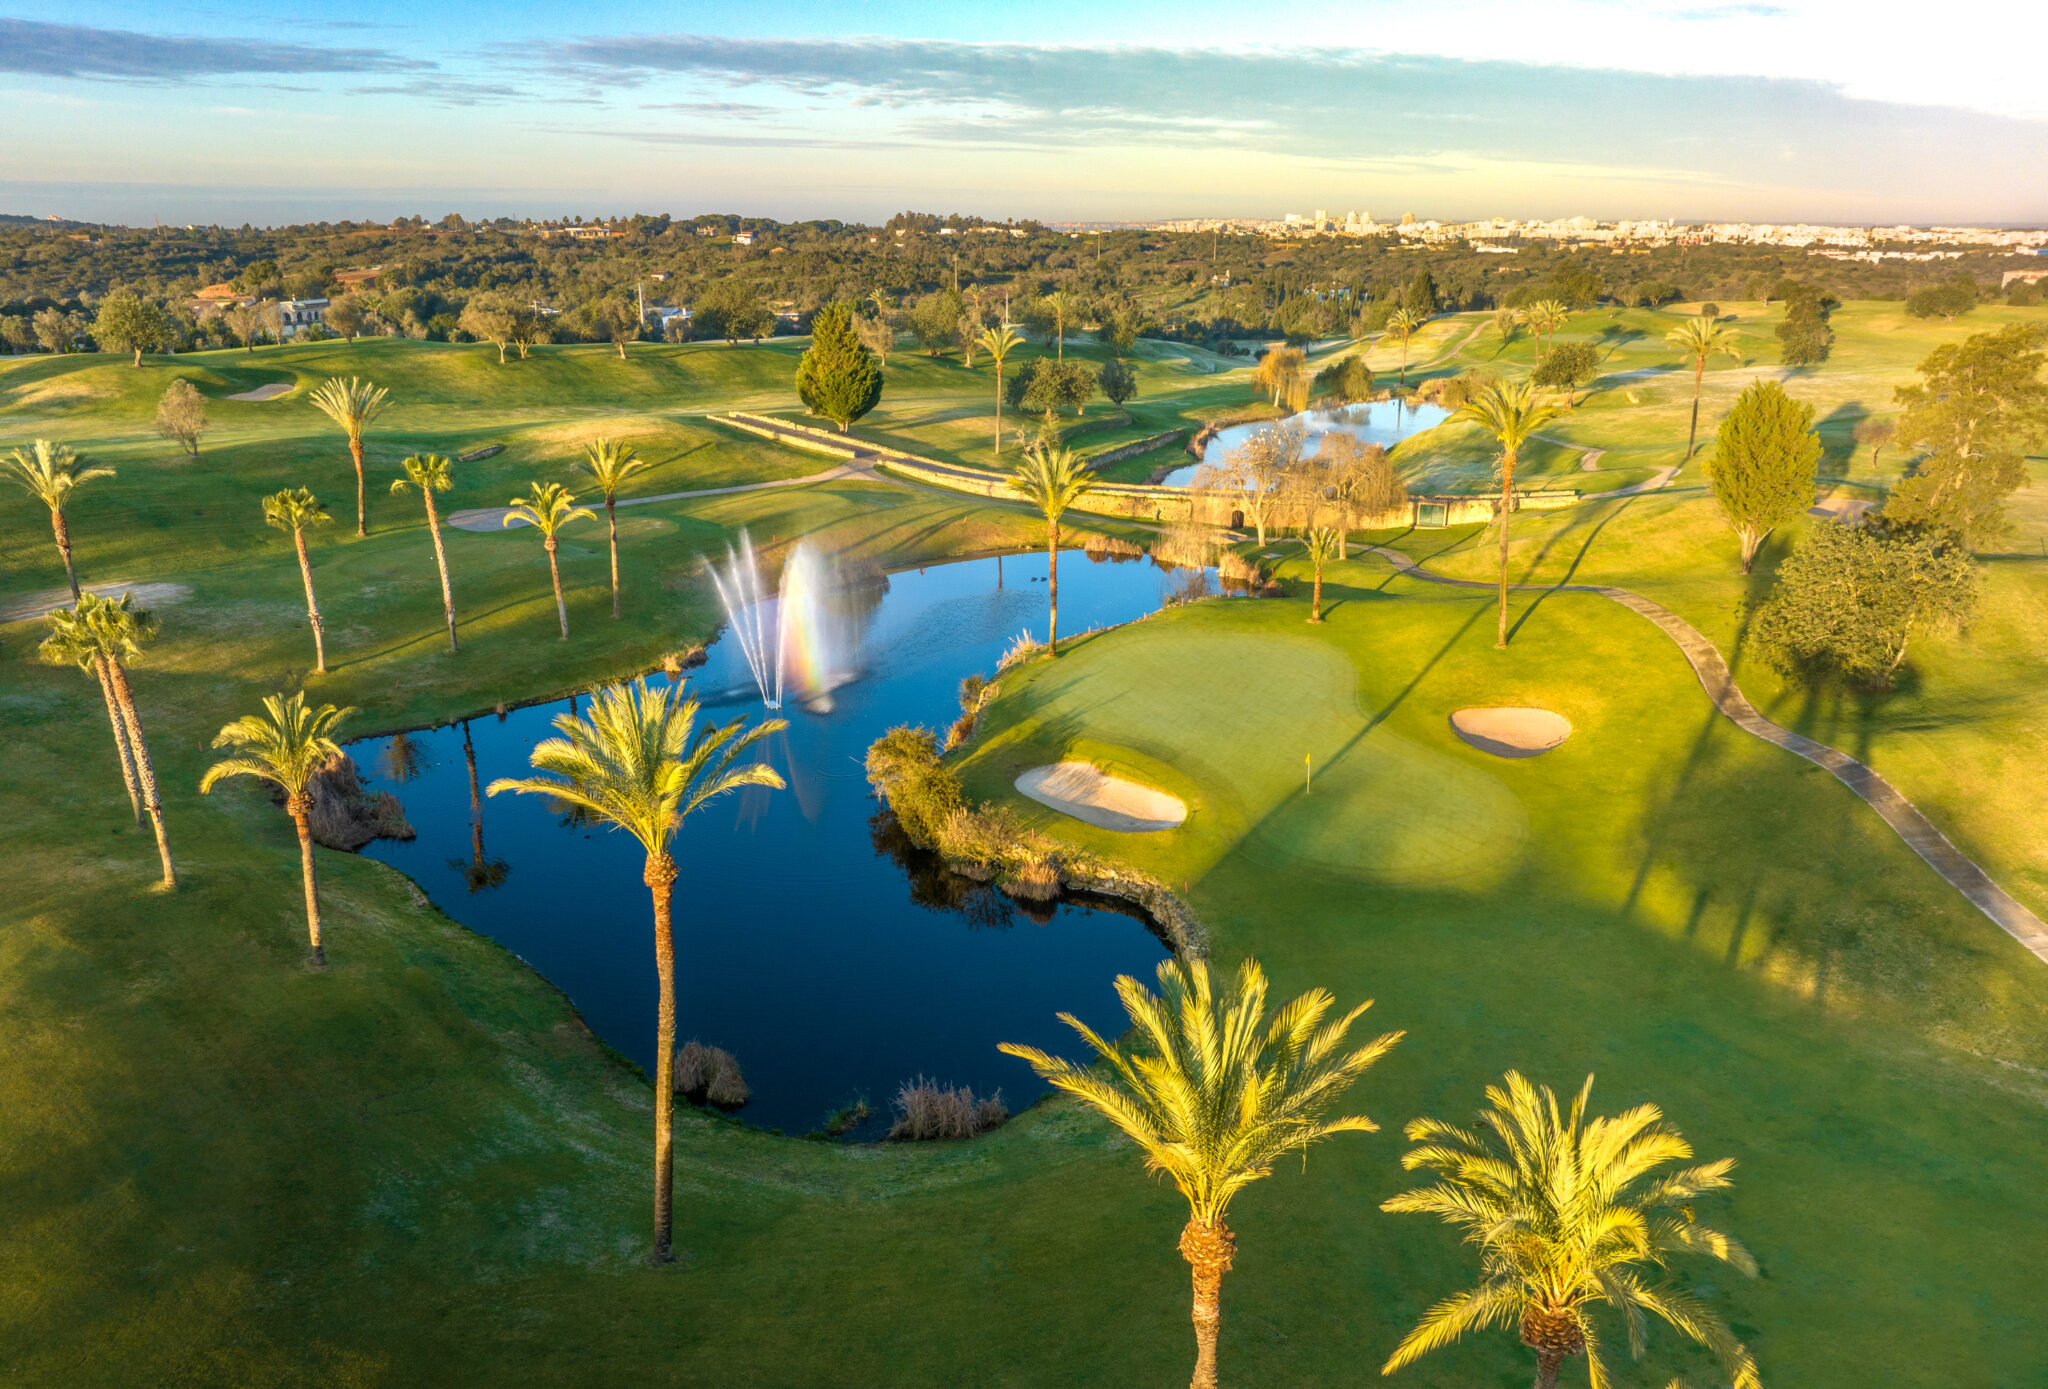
[1752,521,1978,689]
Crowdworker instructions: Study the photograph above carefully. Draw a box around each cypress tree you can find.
[1709,378,1820,573]
[796,300,883,432]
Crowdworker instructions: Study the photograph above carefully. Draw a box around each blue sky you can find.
[4,1,2044,226]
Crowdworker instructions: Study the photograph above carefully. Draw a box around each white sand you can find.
[1016,762,1187,833]
[227,382,294,402]
[1450,707,1572,758]
[1,581,193,625]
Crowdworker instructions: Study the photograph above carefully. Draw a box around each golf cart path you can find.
[446,459,872,531]
[1365,544,2048,963]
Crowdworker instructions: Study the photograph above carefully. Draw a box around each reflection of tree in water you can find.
[867,810,1054,929]
[829,563,890,656]
[448,720,510,893]
[381,730,430,782]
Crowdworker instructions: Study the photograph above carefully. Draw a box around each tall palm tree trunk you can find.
[288,792,326,965]
[1046,520,1062,656]
[546,537,569,640]
[348,435,367,537]
[1496,448,1518,648]
[1686,358,1706,459]
[646,853,680,1261]
[424,492,458,652]
[605,496,621,619]
[994,367,1004,457]
[292,528,326,673]
[103,658,175,889]
[1310,563,1325,622]
[1179,1218,1235,1389]
[94,655,142,823]
[1533,1351,1564,1389]
[52,509,80,599]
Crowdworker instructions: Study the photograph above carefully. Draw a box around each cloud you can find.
[0,19,428,80]
[505,35,2047,198]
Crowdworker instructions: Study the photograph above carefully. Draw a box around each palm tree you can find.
[577,438,649,619]
[1381,1072,1761,1389]
[1008,445,1097,657]
[308,376,391,538]
[40,600,142,825]
[503,481,592,640]
[977,324,1025,457]
[200,693,353,967]
[1044,288,1078,360]
[1456,381,1562,649]
[1527,299,1570,358]
[391,454,461,651]
[489,679,785,1261]
[1665,314,1743,461]
[6,439,115,599]
[1002,957,1401,1389]
[262,488,333,673]
[1384,307,1423,385]
[41,593,176,888]
[1303,527,1340,623]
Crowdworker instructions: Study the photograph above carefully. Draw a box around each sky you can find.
[3,0,2045,228]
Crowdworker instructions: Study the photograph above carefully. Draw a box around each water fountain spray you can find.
[708,531,783,709]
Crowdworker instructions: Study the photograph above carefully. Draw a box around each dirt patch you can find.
[227,382,294,402]
[0,581,192,625]
[1450,707,1572,758]
[1015,762,1187,832]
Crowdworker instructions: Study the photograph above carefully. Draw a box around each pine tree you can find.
[796,301,883,432]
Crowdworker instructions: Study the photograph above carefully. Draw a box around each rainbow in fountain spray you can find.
[707,531,851,711]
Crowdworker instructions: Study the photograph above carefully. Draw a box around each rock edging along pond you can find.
[863,722,1211,959]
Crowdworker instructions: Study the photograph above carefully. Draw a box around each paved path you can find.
[446,459,870,531]
[1364,545,2048,962]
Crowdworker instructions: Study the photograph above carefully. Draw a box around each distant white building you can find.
[275,298,329,339]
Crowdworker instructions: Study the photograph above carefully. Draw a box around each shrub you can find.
[1151,519,1219,571]
[997,628,1046,671]
[887,1077,1008,1141]
[1083,533,1145,558]
[863,725,962,845]
[674,1040,750,1109]
[300,751,414,850]
[1218,552,1268,586]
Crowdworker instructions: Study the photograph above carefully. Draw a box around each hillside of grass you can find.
[3,315,2047,1387]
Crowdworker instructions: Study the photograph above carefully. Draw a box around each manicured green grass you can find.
[4,319,2048,1387]
[959,578,2048,1389]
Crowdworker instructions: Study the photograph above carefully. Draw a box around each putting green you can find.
[980,625,1527,886]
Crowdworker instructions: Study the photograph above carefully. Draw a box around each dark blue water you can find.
[359,550,1201,1136]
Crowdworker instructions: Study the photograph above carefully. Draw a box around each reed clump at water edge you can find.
[887,1076,1008,1141]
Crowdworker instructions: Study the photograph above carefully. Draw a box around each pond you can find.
[1158,399,1451,487]
[357,549,1207,1138]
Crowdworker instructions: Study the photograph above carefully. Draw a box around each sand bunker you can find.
[1807,493,1874,521]
[1016,762,1187,833]
[227,382,294,402]
[1450,707,1572,758]
[0,581,193,625]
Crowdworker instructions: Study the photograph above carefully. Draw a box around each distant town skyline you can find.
[4,1,2046,226]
